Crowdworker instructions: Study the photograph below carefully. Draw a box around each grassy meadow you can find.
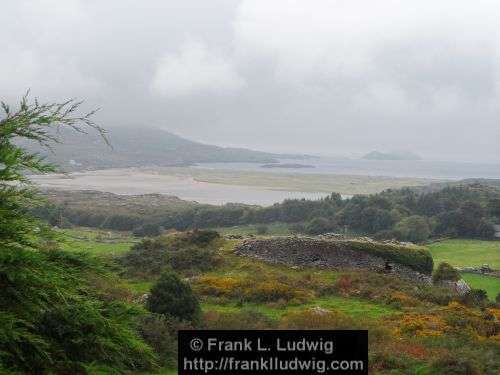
[428,239,500,269]
[428,239,500,299]
[202,295,396,321]
[57,227,138,257]
[462,273,500,300]
[59,228,500,300]
[54,227,500,374]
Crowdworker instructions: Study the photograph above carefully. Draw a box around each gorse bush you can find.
[193,275,312,304]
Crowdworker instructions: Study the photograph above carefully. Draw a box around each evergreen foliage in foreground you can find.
[0,95,156,374]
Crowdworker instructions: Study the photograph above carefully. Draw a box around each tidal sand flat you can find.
[30,168,327,206]
[30,167,436,205]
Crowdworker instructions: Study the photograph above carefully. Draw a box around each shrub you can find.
[398,313,448,337]
[443,302,497,337]
[415,287,454,306]
[279,309,355,330]
[334,275,353,294]
[133,223,163,237]
[168,248,221,273]
[194,276,244,297]
[147,272,201,324]
[459,289,489,308]
[204,310,275,330]
[247,281,298,302]
[428,354,480,375]
[387,292,420,308]
[122,231,222,277]
[193,276,311,304]
[187,230,220,246]
[432,262,460,283]
[370,349,419,373]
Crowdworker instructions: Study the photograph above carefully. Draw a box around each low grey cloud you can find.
[152,40,245,97]
[1,0,499,162]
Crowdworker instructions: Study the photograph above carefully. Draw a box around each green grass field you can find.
[57,228,137,257]
[428,239,500,299]
[53,228,499,374]
[202,295,395,320]
[428,239,500,269]
[462,273,500,300]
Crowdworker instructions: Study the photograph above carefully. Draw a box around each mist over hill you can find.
[20,127,311,171]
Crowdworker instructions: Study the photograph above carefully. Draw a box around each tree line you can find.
[35,183,500,242]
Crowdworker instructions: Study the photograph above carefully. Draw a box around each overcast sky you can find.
[2,0,500,162]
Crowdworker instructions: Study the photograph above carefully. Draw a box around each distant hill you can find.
[362,151,421,161]
[19,126,310,171]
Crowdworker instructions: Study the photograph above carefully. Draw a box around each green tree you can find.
[305,217,336,235]
[0,95,156,373]
[147,271,201,324]
[476,219,494,239]
[488,197,500,218]
[395,215,431,243]
[1,94,105,250]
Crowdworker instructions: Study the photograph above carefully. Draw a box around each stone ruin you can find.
[234,237,478,294]
[235,237,432,285]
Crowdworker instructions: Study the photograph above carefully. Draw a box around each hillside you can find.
[18,126,310,171]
